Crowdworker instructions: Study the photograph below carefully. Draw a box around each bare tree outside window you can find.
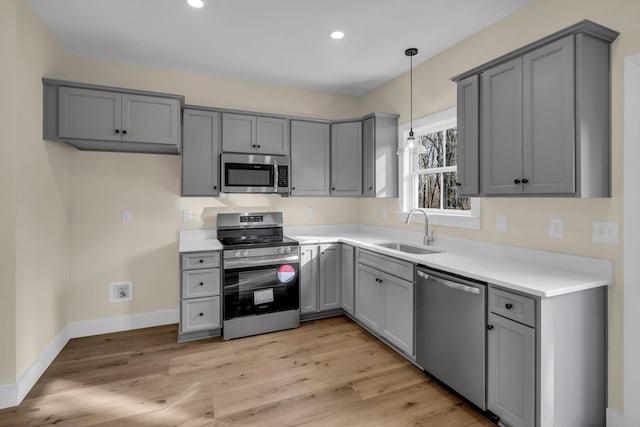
[415,127,470,211]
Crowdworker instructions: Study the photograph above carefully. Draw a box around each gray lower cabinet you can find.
[331,121,362,196]
[182,109,221,196]
[456,74,480,196]
[454,21,618,197]
[362,113,399,198]
[44,79,183,154]
[354,249,414,356]
[222,113,289,155]
[290,120,331,196]
[341,244,355,315]
[179,251,222,342]
[487,285,606,427]
[300,244,342,319]
[487,312,535,427]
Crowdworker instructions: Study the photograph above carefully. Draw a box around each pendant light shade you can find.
[402,48,418,153]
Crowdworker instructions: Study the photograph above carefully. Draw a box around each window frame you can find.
[397,107,480,229]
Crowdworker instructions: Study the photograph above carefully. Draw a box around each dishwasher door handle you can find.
[417,271,481,295]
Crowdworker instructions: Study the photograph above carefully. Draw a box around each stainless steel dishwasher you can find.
[416,267,487,410]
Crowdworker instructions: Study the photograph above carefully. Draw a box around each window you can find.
[398,107,480,229]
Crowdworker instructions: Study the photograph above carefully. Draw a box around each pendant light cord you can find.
[410,53,413,133]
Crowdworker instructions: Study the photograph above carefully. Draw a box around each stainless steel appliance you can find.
[218,212,299,340]
[221,153,290,195]
[416,267,487,410]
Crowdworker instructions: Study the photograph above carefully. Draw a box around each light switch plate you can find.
[121,211,133,224]
[549,217,564,239]
[496,215,507,233]
[183,209,193,223]
[593,221,619,243]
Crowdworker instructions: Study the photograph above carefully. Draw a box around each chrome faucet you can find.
[406,208,435,246]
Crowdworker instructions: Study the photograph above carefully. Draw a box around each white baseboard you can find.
[0,309,179,410]
[607,408,624,427]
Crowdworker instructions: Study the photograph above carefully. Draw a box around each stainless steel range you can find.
[217,212,300,340]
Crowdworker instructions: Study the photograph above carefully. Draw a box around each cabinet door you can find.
[58,87,122,141]
[222,113,257,153]
[456,74,480,196]
[487,313,535,427]
[481,58,524,195]
[182,109,220,196]
[257,116,289,155]
[290,121,331,196]
[341,245,355,315]
[300,245,319,313]
[355,264,382,331]
[522,35,575,194]
[331,121,363,196]
[362,117,376,197]
[319,244,341,311]
[381,273,414,356]
[122,94,180,145]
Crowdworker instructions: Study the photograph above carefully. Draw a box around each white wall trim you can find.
[623,53,640,427]
[608,408,624,427]
[0,309,178,410]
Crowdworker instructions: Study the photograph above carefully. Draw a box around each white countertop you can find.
[178,227,611,298]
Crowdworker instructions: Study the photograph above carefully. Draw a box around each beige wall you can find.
[0,0,18,385]
[359,0,640,412]
[13,0,71,378]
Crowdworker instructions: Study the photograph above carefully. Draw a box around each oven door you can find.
[223,262,299,320]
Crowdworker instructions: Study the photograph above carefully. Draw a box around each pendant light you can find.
[405,47,418,150]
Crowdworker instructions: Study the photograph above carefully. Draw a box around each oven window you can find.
[225,163,273,187]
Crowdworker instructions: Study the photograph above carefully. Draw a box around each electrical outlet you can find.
[110,281,133,303]
[121,211,133,224]
[382,208,388,219]
[593,222,618,243]
[183,209,193,223]
[306,207,313,219]
[496,216,507,233]
[549,217,564,239]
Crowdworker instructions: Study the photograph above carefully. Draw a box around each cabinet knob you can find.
[514,179,521,184]
[199,312,204,317]
[292,187,295,190]
[522,178,529,184]
[114,129,120,134]
[487,325,494,331]
[199,259,204,263]
[321,252,325,255]
[257,145,261,148]
[332,187,336,191]
[455,182,462,187]
[252,144,257,148]
[368,186,373,190]
[505,303,513,310]
[122,130,127,135]
[213,186,217,190]
[199,282,204,286]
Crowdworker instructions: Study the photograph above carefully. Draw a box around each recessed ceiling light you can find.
[187,0,205,8]
[330,31,345,40]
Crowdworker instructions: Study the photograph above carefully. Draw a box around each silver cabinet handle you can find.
[273,160,279,193]
[418,271,480,295]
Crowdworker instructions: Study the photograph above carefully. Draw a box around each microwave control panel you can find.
[278,165,289,187]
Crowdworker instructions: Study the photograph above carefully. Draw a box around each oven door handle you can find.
[224,255,299,270]
[273,160,279,193]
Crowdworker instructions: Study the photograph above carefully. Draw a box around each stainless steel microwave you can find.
[221,153,290,195]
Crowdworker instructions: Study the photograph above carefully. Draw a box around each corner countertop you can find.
[178,227,611,299]
[286,232,611,299]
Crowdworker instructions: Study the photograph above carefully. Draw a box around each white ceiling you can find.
[28,0,531,96]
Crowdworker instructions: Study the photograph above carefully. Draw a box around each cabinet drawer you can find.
[182,268,220,298]
[181,296,220,333]
[181,252,220,270]
[489,287,536,327]
[356,249,413,282]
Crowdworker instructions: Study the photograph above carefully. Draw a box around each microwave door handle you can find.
[273,161,278,193]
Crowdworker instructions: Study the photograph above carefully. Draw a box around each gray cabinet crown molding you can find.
[451,20,619,83]
[43,78,184,155]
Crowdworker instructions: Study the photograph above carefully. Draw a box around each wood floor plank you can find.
[0,316,494,427]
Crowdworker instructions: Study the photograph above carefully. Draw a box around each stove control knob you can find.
[277,247,285,254]
[234,251,242,257]
[284,247,292,254]
[242,250,249,257]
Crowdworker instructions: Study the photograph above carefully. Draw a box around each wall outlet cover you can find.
[382,208,388,219]
[496,215,507,233]
[121,211,133,224]
[183,209,193,223]
[306,207,313,219]
[549,217,564,239]
[593,221,619,243]
[110,281,133,303]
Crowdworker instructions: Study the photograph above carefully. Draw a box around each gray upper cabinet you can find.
[45,79,183,154]
[222,113,288,155]
[453,20,618,197]
[331,121,363,196]
[362,113,399,198]
[290,120,331,196]
[182,108,220,197]
[456,75,480,196]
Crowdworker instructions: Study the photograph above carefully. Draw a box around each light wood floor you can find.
[0,316,494,426]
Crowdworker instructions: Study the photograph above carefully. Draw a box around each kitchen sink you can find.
[375,242,441,255]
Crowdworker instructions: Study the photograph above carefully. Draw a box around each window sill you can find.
[398,210,480,230]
